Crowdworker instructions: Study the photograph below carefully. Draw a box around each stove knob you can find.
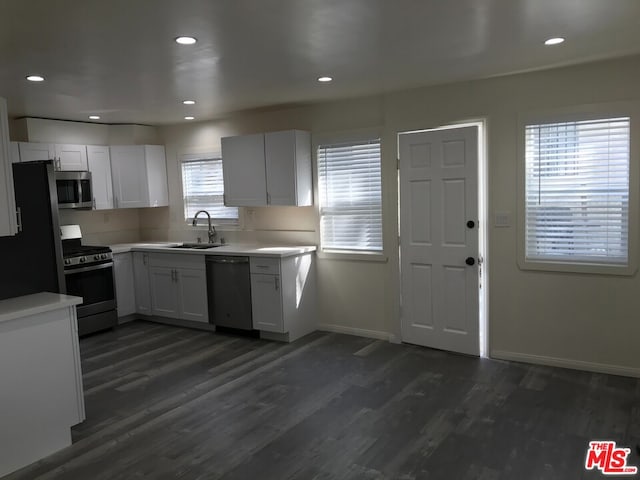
[94,254,100,260]
[101,254,108,260]
[79,257,86,263]
[64,259,71,265]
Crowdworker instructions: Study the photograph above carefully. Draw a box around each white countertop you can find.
[110,242,317,258]
[0,292,83,324]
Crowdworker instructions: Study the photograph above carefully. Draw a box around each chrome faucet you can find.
[192,210,217,244]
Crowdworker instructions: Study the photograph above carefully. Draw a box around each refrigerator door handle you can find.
[16,207,22,233]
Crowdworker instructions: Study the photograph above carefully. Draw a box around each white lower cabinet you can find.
[149,266,180,317]
[147,253,208,323]
[250,254,316,341]
[133,252,151,315]
[251,273,284,332]
[127,250,316,339]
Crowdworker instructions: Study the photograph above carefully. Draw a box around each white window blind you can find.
[181,157,238,224]
[317,139,383,252]
[525,117,630,265]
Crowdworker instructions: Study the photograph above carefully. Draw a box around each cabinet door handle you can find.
[274,276,279,291]
[16,207,22,233]
[143,254,148,266]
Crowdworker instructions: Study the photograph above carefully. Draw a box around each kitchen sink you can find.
[169,243,223,249]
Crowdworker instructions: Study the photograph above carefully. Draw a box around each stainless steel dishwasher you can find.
[206,256,253,330]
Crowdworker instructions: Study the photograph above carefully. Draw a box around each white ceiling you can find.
[2,0,640,126]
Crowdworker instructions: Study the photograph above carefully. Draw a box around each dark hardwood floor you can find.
[4,321,639,479]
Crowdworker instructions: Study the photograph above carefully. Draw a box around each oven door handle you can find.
[64,263,113,275]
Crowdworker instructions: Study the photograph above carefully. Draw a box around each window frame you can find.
[180,152,239,227]
[313,130,386,260]
[517,102,638,276]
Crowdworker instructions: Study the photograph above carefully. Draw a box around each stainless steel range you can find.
[61,225,117,336]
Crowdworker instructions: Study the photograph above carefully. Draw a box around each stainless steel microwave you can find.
[56,171,93,209]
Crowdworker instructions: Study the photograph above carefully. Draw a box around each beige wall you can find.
[157,54,640,375]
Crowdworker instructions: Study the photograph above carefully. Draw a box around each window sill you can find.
[517,258,637,276]
[317,250,388,263]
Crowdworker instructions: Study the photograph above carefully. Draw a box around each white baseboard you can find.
[491,350,640,378]
[318,323,393,342]
[388,334,401,344]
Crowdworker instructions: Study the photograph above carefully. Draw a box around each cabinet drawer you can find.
[148,253,206,270]
[250,257,280,275]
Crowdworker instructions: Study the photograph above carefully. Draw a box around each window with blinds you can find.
[524,117,630,265]
[181,157,238,224]
[317,139,383,252]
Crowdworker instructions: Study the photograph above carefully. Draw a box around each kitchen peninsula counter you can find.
[0,292,85,477]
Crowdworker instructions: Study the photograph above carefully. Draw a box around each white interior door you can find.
[399,126,479,356]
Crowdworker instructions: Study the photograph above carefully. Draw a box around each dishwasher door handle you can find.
[207,257,249,264]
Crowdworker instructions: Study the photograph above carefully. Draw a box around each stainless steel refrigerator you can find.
[0,161,65,300]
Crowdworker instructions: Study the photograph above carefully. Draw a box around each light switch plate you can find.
[494,211,512,227]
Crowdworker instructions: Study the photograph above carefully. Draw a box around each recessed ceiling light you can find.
[88,115,101,120]
[544,37,565,46]
[317,76,333,82]
[182,100,196,105]
[184,116,195,120]
[175,36,197,45]
[26,75,45,82]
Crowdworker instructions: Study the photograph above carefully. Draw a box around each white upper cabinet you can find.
[86,145,113,210]
[109,145,168,209]
[144,145,169,208]
[221,133,267,206]
[18,142,55,162]
[0,98,18,237]
[265,130,312,206]
[221,129,312,207]
[16,142,88,171]
[54,144,88,171]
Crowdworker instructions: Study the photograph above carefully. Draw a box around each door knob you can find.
[466,220,475,229]
[465,257,475,266]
